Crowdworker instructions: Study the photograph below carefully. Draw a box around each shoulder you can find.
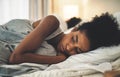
[31,15,61,40]
[33,15,60,29]
[44,15,60,25]
[40,15,60,33]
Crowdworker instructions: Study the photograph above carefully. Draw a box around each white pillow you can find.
[113,12,120,29]
[47,44,120,70]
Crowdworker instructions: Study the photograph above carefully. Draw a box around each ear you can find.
[71,27,78,32]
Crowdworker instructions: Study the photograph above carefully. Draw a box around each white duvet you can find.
[14,44,120,77]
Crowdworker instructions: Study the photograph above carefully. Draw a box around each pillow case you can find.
[113,12,120,29]
[47,44,120,70]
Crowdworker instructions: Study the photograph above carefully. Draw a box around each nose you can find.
[66,43,75,51]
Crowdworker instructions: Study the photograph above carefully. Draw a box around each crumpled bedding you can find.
[13,45,120,77]
[0,44,119,77]
[0,63,48,76]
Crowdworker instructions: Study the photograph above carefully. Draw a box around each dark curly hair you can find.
[78,12,120,51]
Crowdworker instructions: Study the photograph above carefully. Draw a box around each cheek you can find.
[80,37,90,51]
[62,36,71,43]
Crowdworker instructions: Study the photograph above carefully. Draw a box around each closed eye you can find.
[72,36,75,43]
[75,48,83,54]
[72,35,78,43]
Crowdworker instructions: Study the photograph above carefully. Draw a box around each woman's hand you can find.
[9,52,67,64]
[57,51,68,59]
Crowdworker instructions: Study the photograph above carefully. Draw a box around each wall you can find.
[51,0,120,20]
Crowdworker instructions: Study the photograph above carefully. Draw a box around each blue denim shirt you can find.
[0,19,33,64]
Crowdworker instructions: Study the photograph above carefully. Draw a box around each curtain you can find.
[0,0,29,24]
[29,0,50,21]
[0,0,50,24]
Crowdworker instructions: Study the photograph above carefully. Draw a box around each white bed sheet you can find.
[14,44,120,77]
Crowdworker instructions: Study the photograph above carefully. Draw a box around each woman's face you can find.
[57,30,90,56]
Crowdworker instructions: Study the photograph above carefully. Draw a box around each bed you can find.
[0,12,120,77]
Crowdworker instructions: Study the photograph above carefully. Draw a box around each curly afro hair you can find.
[78,12,120,51]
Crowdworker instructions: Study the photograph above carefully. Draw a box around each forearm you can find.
[9,53,67,64]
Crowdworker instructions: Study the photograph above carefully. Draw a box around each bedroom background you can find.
[0,0,120,24]
[0,0,120,77]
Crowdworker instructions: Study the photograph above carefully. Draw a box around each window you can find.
[0,0,29,24]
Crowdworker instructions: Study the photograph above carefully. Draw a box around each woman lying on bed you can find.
[9,13,120,64]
